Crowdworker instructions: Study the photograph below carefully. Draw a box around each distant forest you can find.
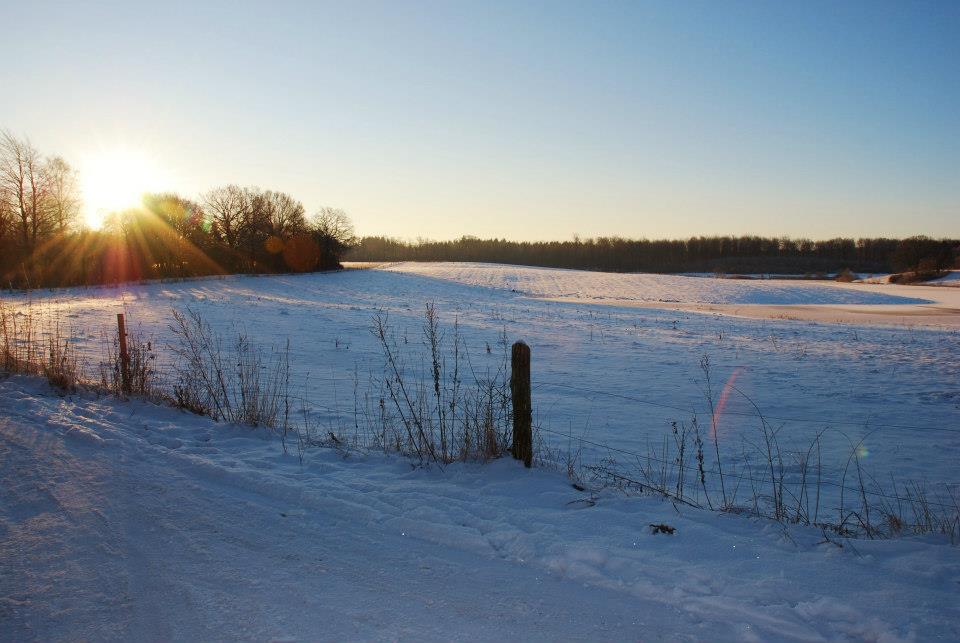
[3,128,957,289]
[349,235,959,276]
[0,131,355,289]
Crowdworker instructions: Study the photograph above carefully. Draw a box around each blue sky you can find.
[2,1,957,239]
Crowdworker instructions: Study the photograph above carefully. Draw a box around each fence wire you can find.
[535,380,960,434]
[7,306,959,517]
[534,425,959,512]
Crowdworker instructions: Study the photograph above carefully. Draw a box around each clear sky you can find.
[2,1,957,240]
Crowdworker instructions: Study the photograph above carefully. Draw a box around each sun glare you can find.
[81,148,169,229]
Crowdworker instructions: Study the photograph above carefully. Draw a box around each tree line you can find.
[0,130,355,288]
[349,234,958,276]
[4,127,955,287]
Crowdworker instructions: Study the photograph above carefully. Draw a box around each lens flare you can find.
[711,366,745,439]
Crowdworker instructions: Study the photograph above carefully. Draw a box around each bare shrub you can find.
[1,300,80,390]
[576,371,959,542]
[99,322,158,397]
[371,305,513,464]
[0,299,40,374]
[699,355,727,508]
[168,308,292,437]
[834,268,857,282]
[42,322,80,391]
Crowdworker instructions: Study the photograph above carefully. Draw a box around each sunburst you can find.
[80,148,170,229]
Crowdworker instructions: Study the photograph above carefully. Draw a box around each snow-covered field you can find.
[2,262,959,639]
[6,263,958,492]
[930,270,960,287]
[2,377,958,641]
[381,262,960,327]
[379,261,932,305]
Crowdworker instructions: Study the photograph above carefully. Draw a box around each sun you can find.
[80,148,169,229]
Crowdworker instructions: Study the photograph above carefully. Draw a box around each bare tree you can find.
[312,207,356,247]
[203,184,248,249]
[310,207,356,269]
[256,189,306,238]
[0,129,53,250]
[0,182,10,246]
[144,192,206,240]
[44,156,81,232]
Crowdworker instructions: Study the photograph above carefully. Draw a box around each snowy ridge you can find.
[2,376,958,641]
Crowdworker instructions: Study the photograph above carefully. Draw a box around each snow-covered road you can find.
[2,376,958,641]
[0,379,669,641]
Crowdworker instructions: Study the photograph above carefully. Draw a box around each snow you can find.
[858,274,896,285]
[858,271,960,287]
[929,270,960,287]
[379,262,960,327]
[5,264,958,501]
[3,263,960,638]
[2,375,958,641]
[379,261,932,305]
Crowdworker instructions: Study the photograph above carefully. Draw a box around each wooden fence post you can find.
[511,341,532,468]
[117,313,131,394]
